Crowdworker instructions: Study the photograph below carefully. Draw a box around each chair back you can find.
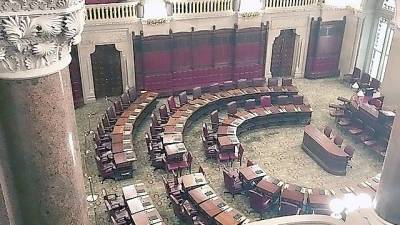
[292,95,304,105]
[260,96,272,108]
[208,83,220,93]
[151,114,159,126]
[159,104,169,119]
[202,123,209,137]
[106,106,117,119]
[222,169,235,192]
[370,78,381,90]
[252,77,266,87]
[282,78,292,86]
[192,87,202,99]
[247,159,255,167]
[237,79,248,89]
[245,99,256,110]
[102,116,111,128]
[114,100,123,113]
[120,93,130,106]
[211,110,219,124]
[333,135,343,146]
[149,124,158,136]
[323,126,332,138]
[127,87,137,102]
[277,96,290,105]
[199,165,205,176]
[268,78,279,87]
[223,81,235,90]
[179,91,188,106]
[227,101,237,115]
[343,145,355,159]
[238,144,245,159]
[170,194,183,218]
[97,123,106,136]
[249,190,271,212]
[167,96,177,111]
[187,152,193,165]
[361,73,371,83]
[94,132,101,146]
[353,67,361,78]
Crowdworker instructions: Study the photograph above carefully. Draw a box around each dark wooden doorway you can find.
[271,29,297,77]
[91,44,123,99]
[69,45,84,108]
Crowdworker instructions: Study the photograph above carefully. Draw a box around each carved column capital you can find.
[0,0,85,79]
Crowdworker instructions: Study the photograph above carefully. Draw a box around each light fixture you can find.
[239,0,262,13]
[143,0,168,19]
[329,198,345,219]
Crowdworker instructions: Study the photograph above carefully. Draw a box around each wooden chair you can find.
[281,78,293,86]
[323,126,332,138]
[333,136,343,147]
[247,159,255,167]
[227,101,237,116]
[223,81,235,90]
[245,99,256,110]
[179,91,189,106]
[192,87,202,99]
[260,96,272,108]
[167,96,178,113]
[249,190,273,217]
[343,145,355,160]
[120,93,130,109]
[252,77,266,87]
[127,86,137,102]
[267,78,279,87]
[343,67,361,84]
[222,167,243,198]
[113,100,123,116]
[210,110,221,133]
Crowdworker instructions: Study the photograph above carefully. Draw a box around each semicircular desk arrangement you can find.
[93,88,159,181]
[145,77,302,173]
[214,106,381,218]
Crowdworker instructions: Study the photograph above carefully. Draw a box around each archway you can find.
[90,44,123,99]
[271,29,297,77]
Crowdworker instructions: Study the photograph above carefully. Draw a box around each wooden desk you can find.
[165,143,187,160]
[217,126,237,136]
[256,176,282,197]
[281,184,305,206]
[181,173,208,191]
[199,197,229,218]
[239,165,267,184]
[188,185,217,204]
[113,152,136,169]
[308,189,332,208]
[163,125,184,134]
[131,209,163,225]
[162,134,183,145]
[127,195,155,215]
[122,183,147,200]
[115,117,129,126]
[218,135,240,151]
[302,125,349,175]
[112,125,124,135]
[221,117,244,127]
[214,208,247,225]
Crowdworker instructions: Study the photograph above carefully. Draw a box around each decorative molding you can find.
[239,11,260,18]
[143,18,169,25]
[0,0,85,79]
[0,0,83,13]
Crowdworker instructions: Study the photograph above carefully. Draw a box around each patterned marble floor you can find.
[75,78,383,225]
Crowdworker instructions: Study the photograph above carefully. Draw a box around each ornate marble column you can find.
[0,1,89,225]
[375,113,400,224]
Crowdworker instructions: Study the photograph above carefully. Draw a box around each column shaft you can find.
[0,68,89,225]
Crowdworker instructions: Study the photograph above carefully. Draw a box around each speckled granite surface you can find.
[75,78,383,225]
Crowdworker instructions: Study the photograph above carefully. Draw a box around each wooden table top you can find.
[188,185,217,204]
[221,117,244,127]
[199,196,229,218]
[217,126,237,136]
[217,135,240,148]
[163,125,184,134]
[234,111,256,120]
[130,209,163,225]
[256,176,282,196]
[127,195,154,215]
[163,133,183,145]
[112,125,125,135]
[122,183,147,201]
[115,117,129,126]
[165,143,187,157]
[214,208,246,225]
[181,173,208,191]
[239,165,266,183]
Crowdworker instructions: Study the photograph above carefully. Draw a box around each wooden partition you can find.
[134,24,268,94]
[305,18,345,79]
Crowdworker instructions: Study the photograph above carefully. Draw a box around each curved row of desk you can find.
[95,91,159,180]
[154,81,300,172]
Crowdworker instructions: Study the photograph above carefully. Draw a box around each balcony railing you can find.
[170,0,233,16]
[266,0,318,8]
[86,2,137,23]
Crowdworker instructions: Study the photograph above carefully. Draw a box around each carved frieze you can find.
[0,0,85,78]
[0,0,83,12]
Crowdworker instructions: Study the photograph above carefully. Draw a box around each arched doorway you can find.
[270,29,297,77]
[91,44,123,99]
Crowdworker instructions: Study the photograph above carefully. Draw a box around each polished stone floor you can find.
[75,78,383,225]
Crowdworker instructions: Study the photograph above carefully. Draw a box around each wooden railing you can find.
[86,2,137,22]
[266,0,318,8]
[170,0,233,15]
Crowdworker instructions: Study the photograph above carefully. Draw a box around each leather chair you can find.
[120,93,130,109]
[282,78,293,86]
[179,91,189,106]
[252,77,266,87]
[227,101,237,116]
[359,73,371,88]
[237,79,249,89]
[279,200,301,216]
[323,126,332,138]
[343,67,361,84]
[167,96,178,113]
[249,190,273,215]
[343,145,355,160]
[127,86,137,102]
[245,99,256,110]
[94,132,111,150]
[202,135,218,159]
[102,116,113,132]
[151,114,164,133]
[97,123,111,139]
[110,208,132,225]
[333,135,344,147]
[267,78,279,87]
[222,167,242,198]
[192,87,202,99]
[260,96,272,108]
[223,81,235,90]
[202,123,216,142]
[103,191,126,213]
[158,104,170,124]
[95,156,116,181]
[170,194,185,219]
[210,110,221,133]
[208,83,220,93]
[114,100,123,116]
[370,78,381,91]
[106,106,118,125]
[276,96,290,105]
[293,95,304,105]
